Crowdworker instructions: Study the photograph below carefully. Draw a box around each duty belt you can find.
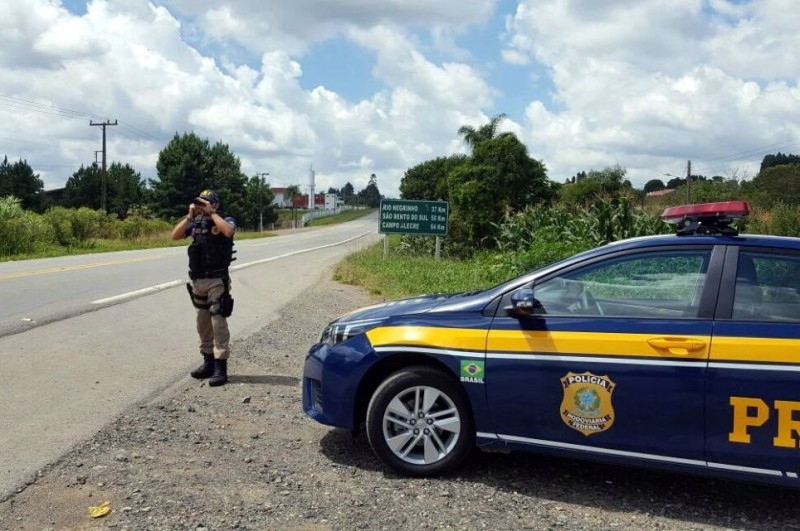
[188,270,228,280]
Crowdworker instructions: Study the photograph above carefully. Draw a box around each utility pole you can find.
[686,160,692,203]
[90,119,118,212]
[256,172,269,232]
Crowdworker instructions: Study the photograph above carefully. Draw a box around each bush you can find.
[97,215,172,240]
[42,207,110,246]
[0,212,54,256]
[486,239,590,279]
[746,203,800,237]
[0,196,24,219]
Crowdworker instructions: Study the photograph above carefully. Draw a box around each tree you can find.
[0,157,45,212]
[206,141,248,217]
[64,162,147,217]
[559,166,630,205]
[686,177,742,203]
[285,184,301,206]
[457,114,511,151]
[400,155,468,201]
[64,164,104,210]
[447,133,554,249]
[743,164,800,206]
[233,175,277,231]
[284,184,301,226]
[643,179,666,194]
[356,174,382,208]
[666,176,684,189]
[341,182,355,204]
[471,135,552,210]
[760,152,800,173]
[150,132,248,220]
[107,163,146,219]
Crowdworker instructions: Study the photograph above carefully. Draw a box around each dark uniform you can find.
[173,189,236,386]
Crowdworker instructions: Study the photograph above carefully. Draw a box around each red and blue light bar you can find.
[661,201,750,224]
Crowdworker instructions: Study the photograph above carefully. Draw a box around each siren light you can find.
[661,201,749,236]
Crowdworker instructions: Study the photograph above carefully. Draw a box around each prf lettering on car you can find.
[729,396,800,448]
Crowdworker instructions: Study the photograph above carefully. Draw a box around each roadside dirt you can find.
[1,276,799,531]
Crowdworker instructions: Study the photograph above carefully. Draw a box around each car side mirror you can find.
[510,288,543,317]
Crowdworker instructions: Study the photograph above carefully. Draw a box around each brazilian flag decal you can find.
[460,360,485,383]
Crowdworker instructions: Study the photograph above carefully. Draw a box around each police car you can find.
[302,201,800,487]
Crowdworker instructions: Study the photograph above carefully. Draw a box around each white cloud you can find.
[163,0,497,57]
[1,0,799,203]
[0,0,504,196]
[504,0,800,184]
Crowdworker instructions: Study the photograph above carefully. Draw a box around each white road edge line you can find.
[91,231,374,305]
[91,280,185,305]
[229,231,373,272]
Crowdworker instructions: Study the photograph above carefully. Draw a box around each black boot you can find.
[209,358,228,387]
[190,353,214,379]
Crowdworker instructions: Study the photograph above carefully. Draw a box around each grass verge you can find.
[333,239,505,300]
[0,230,278,262]
[305,208,376,226]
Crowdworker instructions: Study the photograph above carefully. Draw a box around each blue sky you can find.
[2,0,799,196]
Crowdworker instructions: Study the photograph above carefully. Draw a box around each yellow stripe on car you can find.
[367,326,488,351]
[710,336,800,364]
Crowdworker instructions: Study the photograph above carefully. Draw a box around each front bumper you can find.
[302,335,377,430]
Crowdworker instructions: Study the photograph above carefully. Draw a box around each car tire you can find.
[366,366,475,477]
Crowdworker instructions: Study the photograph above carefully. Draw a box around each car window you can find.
[532,250,711,318]
[732,251,800,322]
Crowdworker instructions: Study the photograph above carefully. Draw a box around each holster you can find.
[209,275,234,317]
[214,291,234,318]
[186,283,211,310]
[187,276,233,317]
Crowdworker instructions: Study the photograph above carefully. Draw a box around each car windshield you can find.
[484,245,605,294]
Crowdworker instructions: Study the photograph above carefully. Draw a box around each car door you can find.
[706,247,800,482]
[485,246,720,464]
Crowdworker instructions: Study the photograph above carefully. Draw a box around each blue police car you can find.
[302,201,800,487]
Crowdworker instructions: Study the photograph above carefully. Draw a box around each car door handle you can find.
[647,337,707,356]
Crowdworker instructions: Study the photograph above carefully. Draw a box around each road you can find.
[0,213,381,499]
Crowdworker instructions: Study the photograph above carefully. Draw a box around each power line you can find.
[0,93,108,121]
[0,93,169,145]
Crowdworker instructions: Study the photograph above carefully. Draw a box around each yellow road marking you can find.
[0,255,159,280]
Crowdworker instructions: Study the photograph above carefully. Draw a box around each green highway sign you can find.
[379,199,449,236]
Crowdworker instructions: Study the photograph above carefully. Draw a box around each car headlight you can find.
[320,318,386,345]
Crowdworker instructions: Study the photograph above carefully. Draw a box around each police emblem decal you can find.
[460,360,485,384]
[211,226,220,235]
[559,371,616,436]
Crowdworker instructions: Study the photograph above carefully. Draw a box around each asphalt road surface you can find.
[0,213,381,500]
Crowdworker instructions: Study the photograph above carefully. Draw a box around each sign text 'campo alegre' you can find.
[379,199,449,236]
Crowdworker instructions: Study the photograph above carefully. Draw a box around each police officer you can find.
[171,189,236,387]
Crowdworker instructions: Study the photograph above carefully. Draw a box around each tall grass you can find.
[745,203,800,237]
[490,200,671,277]
[335,240,504,299]
[0,200,176,260]
[338,200,677,298]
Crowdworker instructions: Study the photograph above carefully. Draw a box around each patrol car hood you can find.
[335,293,454,323]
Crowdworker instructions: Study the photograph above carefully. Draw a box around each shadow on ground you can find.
[229,374,299,386]
[318,428,800,530]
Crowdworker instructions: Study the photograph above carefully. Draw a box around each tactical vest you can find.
[187,214,235,275]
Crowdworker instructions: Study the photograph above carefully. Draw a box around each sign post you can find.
[379,199,449,259]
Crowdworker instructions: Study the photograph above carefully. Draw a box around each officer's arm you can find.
[171,204,196,240]
[209,213,235,238]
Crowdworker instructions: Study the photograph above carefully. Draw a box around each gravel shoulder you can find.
[1,273,799,531]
